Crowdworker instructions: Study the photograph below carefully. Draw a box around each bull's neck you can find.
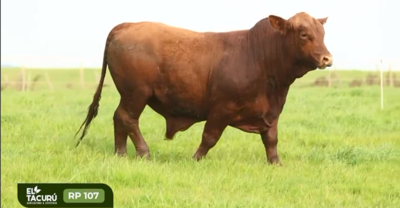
[247,27,308,88]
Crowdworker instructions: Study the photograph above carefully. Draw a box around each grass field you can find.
[1,68,400,207]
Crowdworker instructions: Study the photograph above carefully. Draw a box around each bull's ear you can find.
[317,17,328,25]
[268,15,287,32]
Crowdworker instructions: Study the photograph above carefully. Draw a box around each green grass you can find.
[1,68,400,207]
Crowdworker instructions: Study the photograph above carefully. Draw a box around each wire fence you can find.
[1,66,400,92]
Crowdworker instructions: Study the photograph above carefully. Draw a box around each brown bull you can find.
[75,12,333,165]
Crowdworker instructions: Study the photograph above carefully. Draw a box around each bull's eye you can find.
[300,33,308,39]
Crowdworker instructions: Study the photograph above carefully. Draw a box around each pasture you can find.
[1,68,400,207]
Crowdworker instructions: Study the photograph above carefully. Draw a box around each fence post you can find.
[378,60,384,110]
[388,62,393,87]
[5,75,9,88]
[95,72,100,85]
[328,66,332,88]
[45,72,54,91]
[20,66,26,91]
[26,73,32,91]
[80,66,85,89]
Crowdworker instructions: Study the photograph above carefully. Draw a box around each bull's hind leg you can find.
[113,104,128,156]
[113,95,150,158]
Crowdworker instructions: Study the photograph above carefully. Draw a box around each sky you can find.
[1,0,399,70]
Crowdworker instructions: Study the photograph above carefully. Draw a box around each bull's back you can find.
[107,22,224,117]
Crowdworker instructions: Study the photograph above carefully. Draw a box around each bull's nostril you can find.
[323,56,329,62]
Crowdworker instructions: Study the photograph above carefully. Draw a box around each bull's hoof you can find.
[164,136,174,141]
[267,156,282,166]
[135,151,151,160]
[191,153,205,162]
[114,149,127,157]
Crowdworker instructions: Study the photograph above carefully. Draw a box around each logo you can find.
[26,185,57,205]
[18,183,114,207]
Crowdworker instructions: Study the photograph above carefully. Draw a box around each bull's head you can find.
[268,12,333,70]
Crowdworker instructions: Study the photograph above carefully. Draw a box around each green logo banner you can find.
[17,183,113,207]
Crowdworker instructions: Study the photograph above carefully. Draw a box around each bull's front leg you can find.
[260,117,281,165]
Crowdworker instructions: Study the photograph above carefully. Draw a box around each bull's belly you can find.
[228,106,275,134]
[229,118,271,134]
[147,94,275,134]
[148,87,207,119]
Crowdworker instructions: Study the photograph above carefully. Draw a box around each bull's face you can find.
[268,12,333,70]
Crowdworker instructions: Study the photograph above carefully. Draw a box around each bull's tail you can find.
[74,32,113,147]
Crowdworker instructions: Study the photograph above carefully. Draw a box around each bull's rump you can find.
[107,22,223,118]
